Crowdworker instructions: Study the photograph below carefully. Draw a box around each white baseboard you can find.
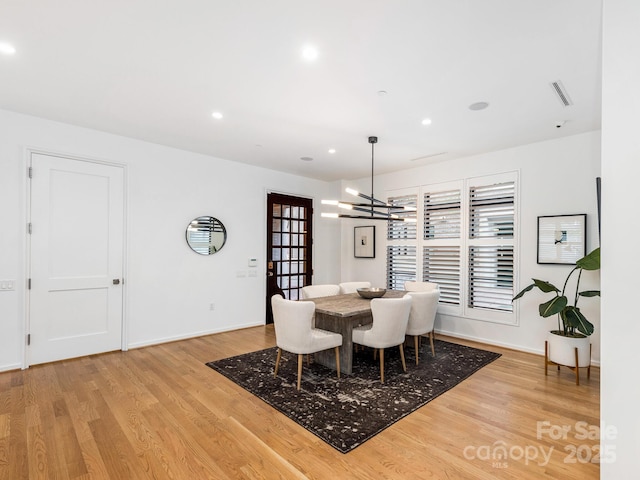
[435,328,601,367]
[127,321,265,350]
[0,362,23,373]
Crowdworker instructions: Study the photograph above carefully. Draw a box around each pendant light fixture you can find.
[321,136,416,221]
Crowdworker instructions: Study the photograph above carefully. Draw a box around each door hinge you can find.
[27,334,31,346]
[28,223,32,234]
[28,166,33,178]
[28,278,31,289]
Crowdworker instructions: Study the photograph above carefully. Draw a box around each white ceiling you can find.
[0,0,602,182]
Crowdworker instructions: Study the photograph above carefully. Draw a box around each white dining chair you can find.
[301,284,340,299]
[404,281,439,292]
[404,290,440,364]
[271,294,343,390]
[352,295,412,383]
[339,281,371,294]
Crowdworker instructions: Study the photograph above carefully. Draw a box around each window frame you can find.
[385,171,519,326]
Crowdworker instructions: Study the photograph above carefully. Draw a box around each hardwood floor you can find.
[0,326,599,479]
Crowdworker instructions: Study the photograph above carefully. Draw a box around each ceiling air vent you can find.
[550,80,573,107]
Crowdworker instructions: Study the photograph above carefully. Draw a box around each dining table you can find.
[305,290,405,374]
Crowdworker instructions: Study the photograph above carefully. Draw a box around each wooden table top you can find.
[305,290,405,317]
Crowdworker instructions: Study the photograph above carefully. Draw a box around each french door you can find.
[266,193,313,323]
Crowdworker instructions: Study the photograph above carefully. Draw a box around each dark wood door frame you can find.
[266,192,313,323]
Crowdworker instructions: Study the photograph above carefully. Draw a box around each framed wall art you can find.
[537,214,587,265]
[354,225,375,258]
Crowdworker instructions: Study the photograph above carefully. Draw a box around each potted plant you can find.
[512,247,600,379]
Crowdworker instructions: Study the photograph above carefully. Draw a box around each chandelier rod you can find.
[369,136,377,217]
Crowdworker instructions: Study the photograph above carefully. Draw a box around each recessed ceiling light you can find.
[211,111,223,119]
[300,156,313,162]
[301,45,319,61]
[377,90,388,96]
[469,101,489,111]
[328,148,336,154]
[0,42,16,55]
[421,118,432,126]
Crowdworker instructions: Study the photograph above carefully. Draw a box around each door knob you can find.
[112,279,121,285]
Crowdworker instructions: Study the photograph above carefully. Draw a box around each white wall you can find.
[341,131,602,361]
[601,0,640,476]
[0,108,341,370]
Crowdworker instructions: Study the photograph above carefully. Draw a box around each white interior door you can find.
[29,152,124,365]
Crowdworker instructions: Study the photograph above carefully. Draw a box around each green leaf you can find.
[539,296,567,317]
[532,279,560,293]
[576,247,600,271]
[579,290,600,297]
[512,283,535,301]
[563,306,594,336]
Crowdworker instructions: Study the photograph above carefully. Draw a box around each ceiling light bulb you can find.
[321,199,338,205]
[321,212,339,218]
[345,187,359,196]
[0,42,16,55]
[301,45,318,61]
[337,203,353,210]
[211,111,223,119]
[421,118,432,126]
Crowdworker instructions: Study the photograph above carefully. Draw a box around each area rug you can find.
[206,339,500,453]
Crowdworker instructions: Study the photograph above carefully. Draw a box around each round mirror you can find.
[186,216,227,255]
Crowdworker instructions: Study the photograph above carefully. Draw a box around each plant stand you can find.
[545,340,591,385]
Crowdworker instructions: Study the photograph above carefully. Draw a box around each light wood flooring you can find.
[0,326,599,479]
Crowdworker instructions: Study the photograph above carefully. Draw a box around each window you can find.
[423,246,461,305]
[386,173,518,324]
[387,245,417,290]
[468,245,514,312]
[387,194,417,240]
[469,182,515,238]
[423,187,462,306]
[467,180,515,313]
[386,192,417,290]
[424,189,461,239]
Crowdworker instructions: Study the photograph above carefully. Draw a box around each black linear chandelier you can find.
[321,136,416,221]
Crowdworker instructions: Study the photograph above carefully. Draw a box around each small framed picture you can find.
[537,214,587,265]
[354,226,375,258]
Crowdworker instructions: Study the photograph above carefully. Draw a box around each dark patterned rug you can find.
[206,339,500,453]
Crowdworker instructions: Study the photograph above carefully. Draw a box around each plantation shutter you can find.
[387,194,417,240]
[422,187,462,306]
[423,246,461,305]
[469,182,515,238]
[468,246,514,312]
[424,189,461,239]
[386,245,417,290]
[467,180,515,312]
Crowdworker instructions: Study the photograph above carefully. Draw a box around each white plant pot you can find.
[547,331,591,368]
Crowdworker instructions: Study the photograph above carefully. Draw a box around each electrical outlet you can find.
[0,280,15,291]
